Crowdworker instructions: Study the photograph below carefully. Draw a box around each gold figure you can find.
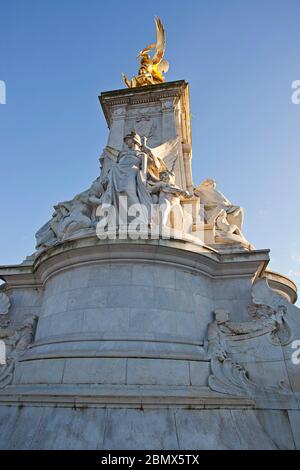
[122,17,169,88]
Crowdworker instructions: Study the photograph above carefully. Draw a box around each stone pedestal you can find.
[100,80,193,191]
[0,237,265,399]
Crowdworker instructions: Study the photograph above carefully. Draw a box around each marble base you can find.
[0,236,299,449]
[0,406,286,450]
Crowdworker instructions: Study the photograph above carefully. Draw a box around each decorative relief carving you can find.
[134,113,156,138]
[101,89,184,126]
[161,98,175,111]
[35,131,191,251]
[206,279,294,398]
[0,315,38,389]
[111,106,127,119]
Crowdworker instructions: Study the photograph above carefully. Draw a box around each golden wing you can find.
[137,43,155,58]
[157,58,169,75]
[152,17,166,65]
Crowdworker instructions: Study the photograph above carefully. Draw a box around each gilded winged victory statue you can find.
[122,17,169,88]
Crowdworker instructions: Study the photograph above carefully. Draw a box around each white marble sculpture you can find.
[194,178,252,248]
[141,136,179,182]
[97,131,153,227]
[249,279,292,345]
[149,170,192,232]
[35,132,192,247]
[53,194,92,240]
[35,177,105,250]
[206,279,294,399]
[35,128,255,252]
[206,311,290,398]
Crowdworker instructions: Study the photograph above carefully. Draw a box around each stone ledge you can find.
[0,384,254,409]
[0,235,270,289]
[99,80,188,127]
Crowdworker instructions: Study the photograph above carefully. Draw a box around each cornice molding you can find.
[100,80,188,127]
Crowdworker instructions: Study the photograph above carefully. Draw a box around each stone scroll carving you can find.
[0,315,38,389]
[206,279,294,398]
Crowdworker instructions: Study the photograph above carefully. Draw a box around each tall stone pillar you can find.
[100,80,192,190]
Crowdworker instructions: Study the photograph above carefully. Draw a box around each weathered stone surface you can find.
[288,410,300,449]
[174,410,276,449]
[14,359,65,384]
[127,358,190,386]
[102,409,179,450]
[256,410,295,449]
[189,361,210,386]
[0,407,285,450]
[63,358,126,384]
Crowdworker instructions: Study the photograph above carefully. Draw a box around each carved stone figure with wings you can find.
[122,17,169,88]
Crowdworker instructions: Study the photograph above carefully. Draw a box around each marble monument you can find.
[0,19,300,450]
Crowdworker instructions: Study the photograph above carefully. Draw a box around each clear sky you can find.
[0,0,299,298]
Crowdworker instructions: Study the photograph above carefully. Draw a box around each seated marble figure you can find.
[35,133,251,251]
[35,132,191,249]
[194,178,251,248]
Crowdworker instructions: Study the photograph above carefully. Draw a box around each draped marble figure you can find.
[35,132,184,250]
[98,131,153,225]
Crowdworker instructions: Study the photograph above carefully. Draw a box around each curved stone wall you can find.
[14,242,217,387]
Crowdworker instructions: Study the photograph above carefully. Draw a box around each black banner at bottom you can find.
[0,450,298,464]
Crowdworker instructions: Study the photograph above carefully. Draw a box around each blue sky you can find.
[0,0,300,297]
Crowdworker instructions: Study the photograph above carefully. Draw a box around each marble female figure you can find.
[99,131,153,226]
